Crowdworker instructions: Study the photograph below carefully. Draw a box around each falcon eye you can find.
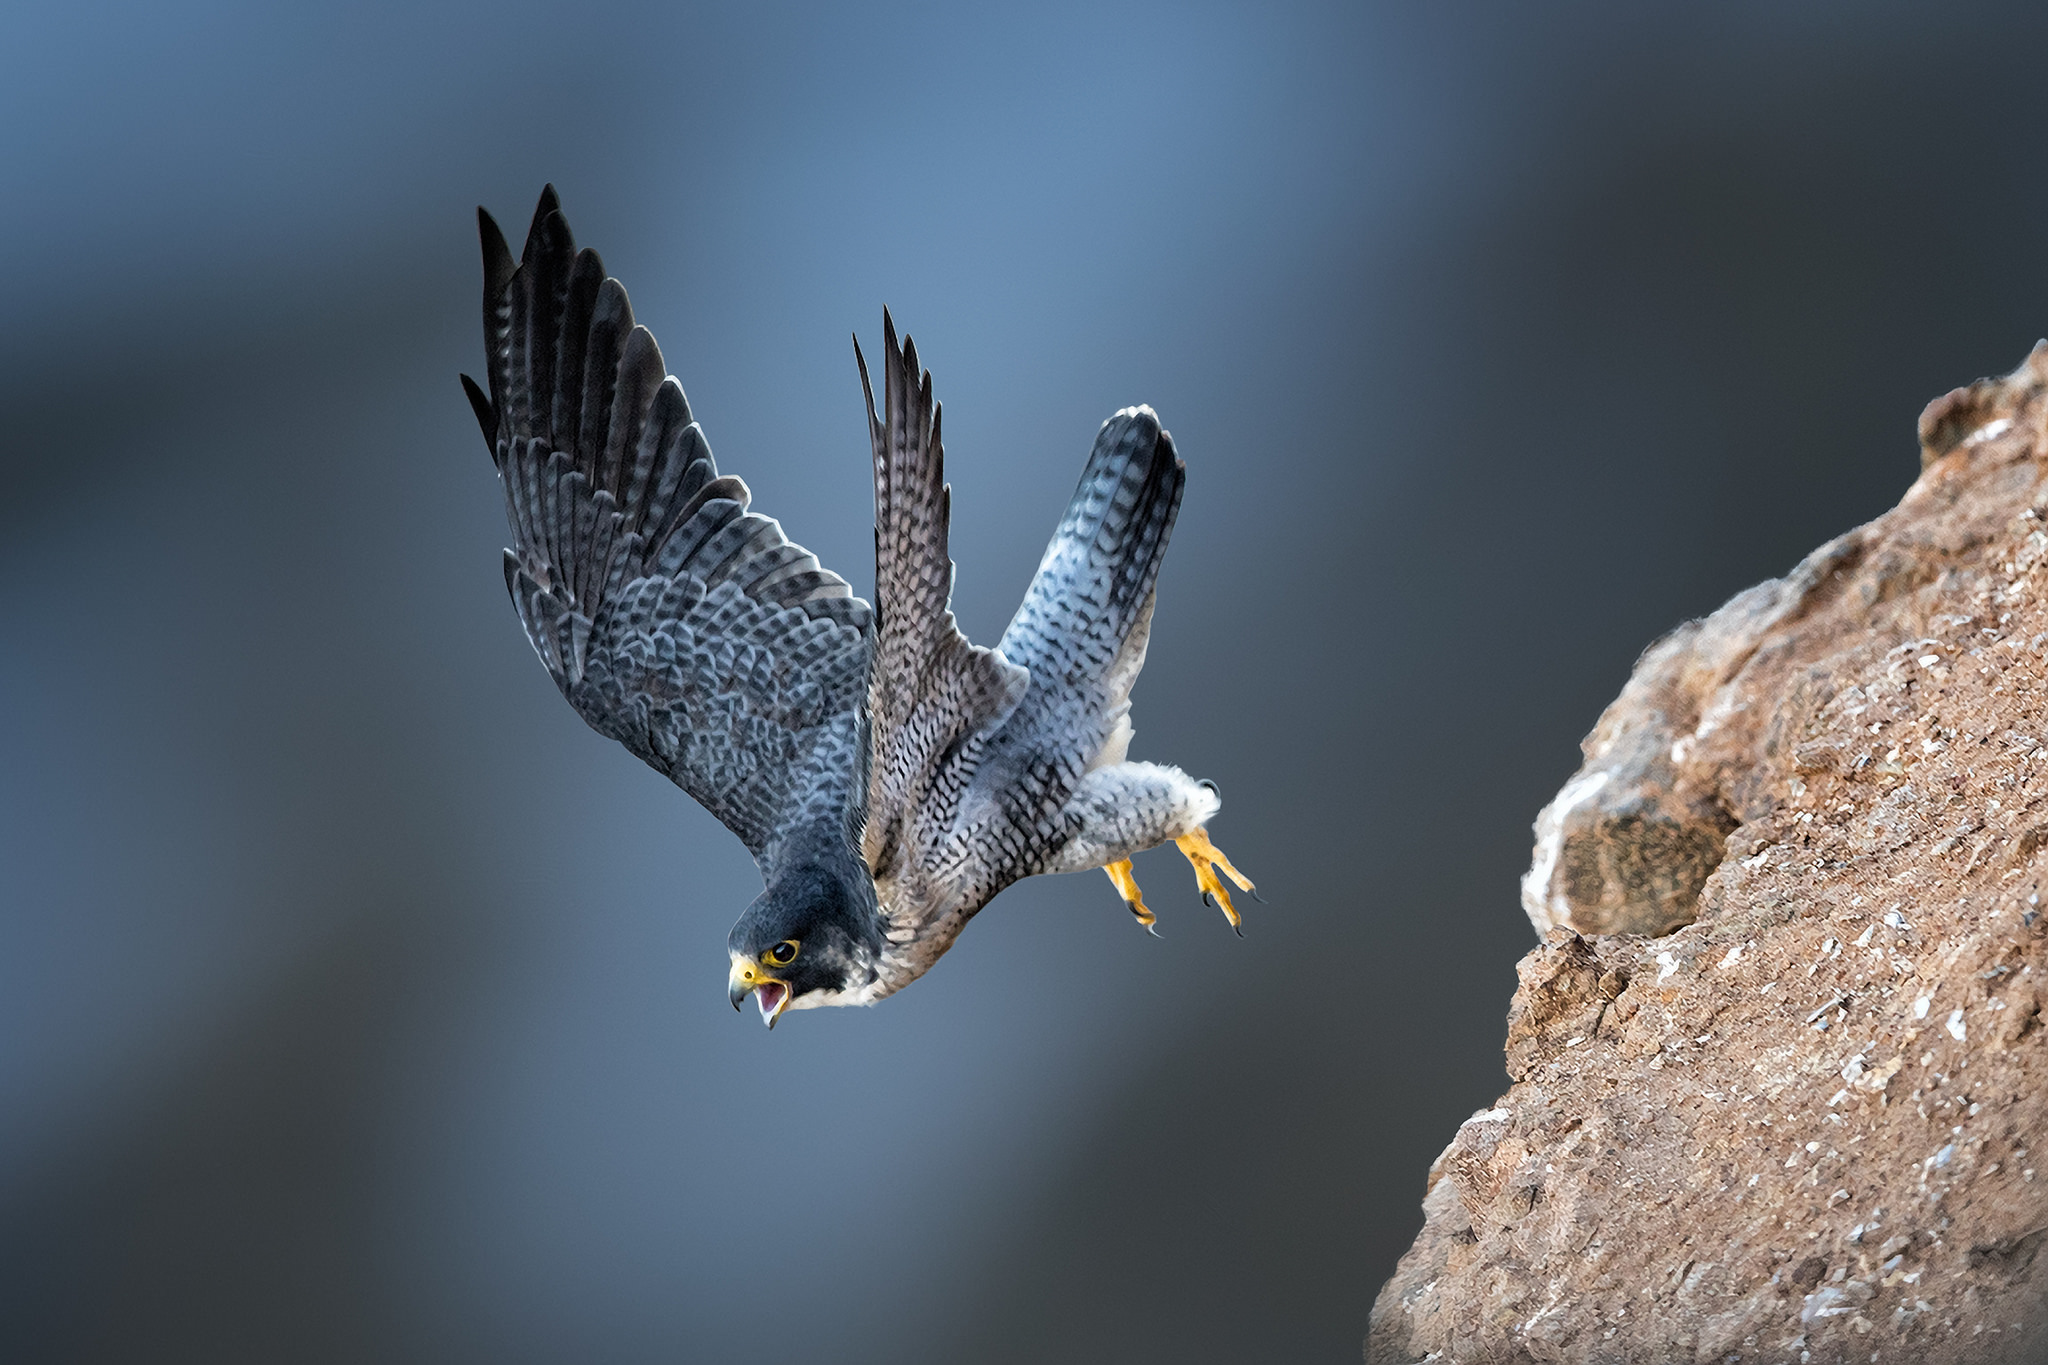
[766,940,800,966]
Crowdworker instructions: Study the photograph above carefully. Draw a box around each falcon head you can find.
[726,857,884,1027]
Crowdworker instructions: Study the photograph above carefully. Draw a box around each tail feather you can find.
[1000,406,1185,677]
[965,405,1186,858]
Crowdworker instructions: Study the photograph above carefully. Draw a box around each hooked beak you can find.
[728,956,791,1029]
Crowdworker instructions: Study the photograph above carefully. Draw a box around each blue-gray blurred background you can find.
[6,3,2048,1360]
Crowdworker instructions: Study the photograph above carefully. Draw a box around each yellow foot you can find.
[1174,827,1258,934]
[1103,858,1159,935]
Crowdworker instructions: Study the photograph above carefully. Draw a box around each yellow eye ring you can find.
[765,940,800,966]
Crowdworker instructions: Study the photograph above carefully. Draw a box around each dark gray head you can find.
[726,853,884,1027]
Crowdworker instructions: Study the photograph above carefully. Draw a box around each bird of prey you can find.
[460,188,1254,1026]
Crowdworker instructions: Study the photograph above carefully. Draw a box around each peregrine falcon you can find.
[460,188,1255,1026]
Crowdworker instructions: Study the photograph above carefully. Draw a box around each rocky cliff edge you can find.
[1369,346,2048,1364]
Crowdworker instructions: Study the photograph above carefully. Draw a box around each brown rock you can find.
[1373,347,2048,1364]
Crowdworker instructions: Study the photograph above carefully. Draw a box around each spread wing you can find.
[854,314,1028,885]
[462,188,873,868]
[968,407,1186,878]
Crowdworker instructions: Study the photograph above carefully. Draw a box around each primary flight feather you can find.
[461,188,1255,1026]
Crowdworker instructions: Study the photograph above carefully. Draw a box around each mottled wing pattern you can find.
[970,408,1186,882]
[462,189,874,866]
[855,314,1028,886]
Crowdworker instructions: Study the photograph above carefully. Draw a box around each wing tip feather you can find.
[529,184,563,243]
[478,208,514,299]
[460,373,498,458]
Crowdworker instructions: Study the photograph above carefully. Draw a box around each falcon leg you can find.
[1103,859,1160,935]
[1174,827,1257,934]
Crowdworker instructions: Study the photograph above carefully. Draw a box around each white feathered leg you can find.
[1041,761,1254,931]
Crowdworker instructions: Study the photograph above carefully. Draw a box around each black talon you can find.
[1249,887,1266,905]
[1201,891,1215,908]
[1232,921,1244,939]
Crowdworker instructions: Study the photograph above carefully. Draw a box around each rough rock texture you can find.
[1371,347,2048,1364]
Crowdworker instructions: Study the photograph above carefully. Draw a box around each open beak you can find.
[728,956,791,1029]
